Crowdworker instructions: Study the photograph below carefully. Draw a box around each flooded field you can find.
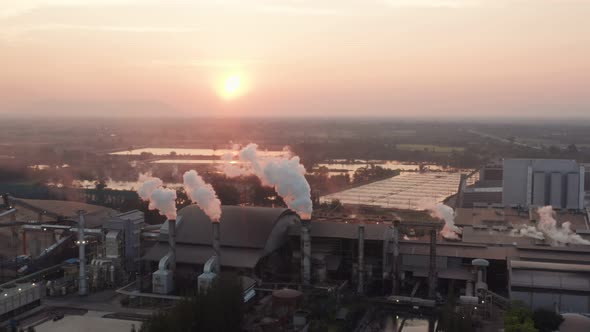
[110,147,284,157]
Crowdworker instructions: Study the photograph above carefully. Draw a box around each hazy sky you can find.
[1,0,589,117]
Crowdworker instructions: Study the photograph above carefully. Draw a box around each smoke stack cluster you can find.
[137,174,177,219]
[512,206,590,246]
[221,143,313,219]
[421,201,462,240]
[182,170,222,222]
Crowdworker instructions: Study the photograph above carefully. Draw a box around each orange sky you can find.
[1,0,589,117]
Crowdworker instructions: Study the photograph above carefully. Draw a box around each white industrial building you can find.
[502,159,585,209]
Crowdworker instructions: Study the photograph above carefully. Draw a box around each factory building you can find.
[282,205,590,313]
[143,205,300,284]
[502,159,585,209]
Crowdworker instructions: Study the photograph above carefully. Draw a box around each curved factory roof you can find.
[145,206,299,269]
[175,205,297,249]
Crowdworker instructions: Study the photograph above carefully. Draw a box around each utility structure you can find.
[357,224,365,294]
[77,210,88,296]
[382,220,441,298]
[212,221,221,271]
[301,219,311,285]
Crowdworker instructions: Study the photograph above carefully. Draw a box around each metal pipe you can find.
[168,219,176,272]
[301,220,311,285]
[358,224,365,295]
[78,210,88,296]
[428,229,437,299]
[392,220,400,295]
[212,221,221,270]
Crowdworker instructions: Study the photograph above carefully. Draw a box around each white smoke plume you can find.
[513,206,590,246]
[137,173,163,201]
[420,201,462,240]
[183,170,222,222]
[149,187,178,220]
[219,152,251,177]
[223,143,313,219]
[137,174,177,219]
[511,225,544,240]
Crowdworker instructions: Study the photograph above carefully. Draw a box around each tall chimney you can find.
[168,219,176,272]
[78,210,88,296]
[357,224,365,295]
[301,219,311,285]
[212,221,221,271]
[392,220,400,295]
[428,228,437,299]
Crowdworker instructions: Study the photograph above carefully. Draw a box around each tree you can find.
[532,308,563,332]
[566,144,578,154]
[504,301,538,332]
[139,276,243,332]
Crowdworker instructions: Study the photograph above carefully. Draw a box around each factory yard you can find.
[320,172,470,209]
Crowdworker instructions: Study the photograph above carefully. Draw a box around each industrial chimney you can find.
[78,210,88,296]
[212,221,221,270]
[301,219,311,285]
[357,224,365,295]
[168,219,176,272]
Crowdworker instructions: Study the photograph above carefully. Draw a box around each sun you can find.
[221,74,244,99]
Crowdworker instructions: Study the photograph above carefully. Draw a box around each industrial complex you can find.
[1,158,590,330]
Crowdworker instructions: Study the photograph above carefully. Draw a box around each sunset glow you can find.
[221,74,244,100]
[0,1,589,117]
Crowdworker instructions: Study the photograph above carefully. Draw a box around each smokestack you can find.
[212,221,220,271]
[168,219,176,272]
[358,224,365,295]
[392,220,400,295]
[428,229,437,299]
[78,210,88,296]
[301,220,311,285]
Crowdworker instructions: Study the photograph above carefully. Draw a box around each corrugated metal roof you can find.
[510,269,590,292]
[511,260,590,273]
[175,205,295,249]
[290,221,414,240]
[143,242,264,269]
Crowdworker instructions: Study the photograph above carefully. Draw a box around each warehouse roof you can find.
[455,207,588,230]
[173,205,296,249]
[146,206,298,269]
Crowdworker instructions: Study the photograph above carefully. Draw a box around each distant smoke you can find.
[420,201,462,240]
[512,206,590,246]
[183,170,222,222]
[137,173,163,201]
[223,143,313,219]
[137,174,177,219]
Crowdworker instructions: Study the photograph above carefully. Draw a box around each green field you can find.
[396,144,464,153]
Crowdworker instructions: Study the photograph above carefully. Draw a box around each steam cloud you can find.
[221,143,313,219]
[512,206,590,246]
[137,173,163,201]
[420,201,462,240]
[183,170,222,222]
[137,173,177,219]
